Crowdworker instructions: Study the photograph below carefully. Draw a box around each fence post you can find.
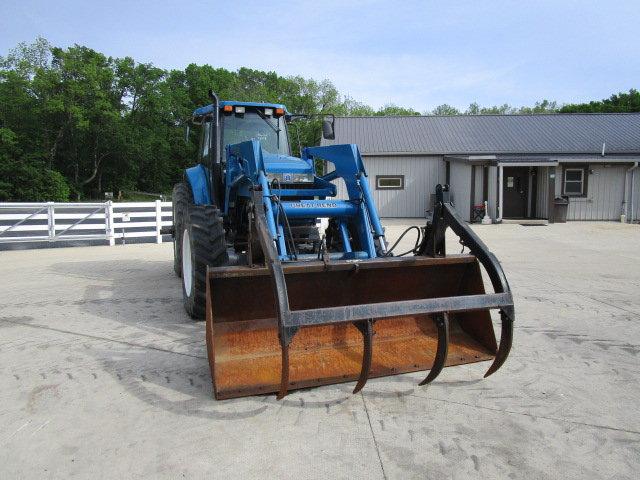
[105,201,115,246]
[47,202,55,241]
[155,199,162,244]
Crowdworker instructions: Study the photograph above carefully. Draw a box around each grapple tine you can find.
[353,319,374,394]
[251,190,297,401]
[484,308,514,378]
[419,313,450,386]
[276,343,290,400]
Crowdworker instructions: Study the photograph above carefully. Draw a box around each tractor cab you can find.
[193,100,314,178]
[191,100,320,210]
[220,102,291,156]
[190,98,330,259]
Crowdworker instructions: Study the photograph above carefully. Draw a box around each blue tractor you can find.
[172,91,514,400]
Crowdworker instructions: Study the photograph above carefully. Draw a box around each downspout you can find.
[497,164,504,222]
[626,162,639,223]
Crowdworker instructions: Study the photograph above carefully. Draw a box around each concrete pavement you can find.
[1,221,639,479]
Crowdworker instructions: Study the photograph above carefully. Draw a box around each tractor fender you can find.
[185,164,212,206]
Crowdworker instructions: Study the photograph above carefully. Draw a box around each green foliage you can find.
[0,127,70,201]
[0,161,71,202]
[559,89,640,113]
[430,104,462,115]
[341,97,376,116]
[431,100,558,116]
[1,39,372,200]
[1,38,637,202]
[465,102,514,115]
[375,104,420,116]
[516,99,558,114]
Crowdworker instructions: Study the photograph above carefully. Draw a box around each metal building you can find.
[321,113,640,223]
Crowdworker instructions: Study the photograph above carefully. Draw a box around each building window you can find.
[563,167,586,196]
[376,175,404,190]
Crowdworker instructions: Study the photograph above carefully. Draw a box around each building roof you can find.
[322,113,640,156]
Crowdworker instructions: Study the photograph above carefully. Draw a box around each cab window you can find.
[200,120,211,161]
[223,111,289,155]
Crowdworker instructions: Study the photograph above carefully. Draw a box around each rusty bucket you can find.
[205,255,501,400]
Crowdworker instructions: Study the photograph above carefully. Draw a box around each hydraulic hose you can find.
[384,225,423,257]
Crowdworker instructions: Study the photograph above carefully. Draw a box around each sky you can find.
[1,0,638,111]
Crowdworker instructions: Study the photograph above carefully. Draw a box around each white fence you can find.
[0,201,173,245]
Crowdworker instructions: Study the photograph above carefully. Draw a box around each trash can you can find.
[553,196,569,223]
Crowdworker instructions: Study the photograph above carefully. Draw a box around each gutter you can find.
[358,150,640,157]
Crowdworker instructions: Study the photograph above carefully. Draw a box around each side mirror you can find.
[184,124,190,144]
[322,118,335,140]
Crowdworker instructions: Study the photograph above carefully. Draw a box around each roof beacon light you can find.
[264,108,273,116]
[235,106,246,114]
[223,105,233,113]
[275,108,285,117]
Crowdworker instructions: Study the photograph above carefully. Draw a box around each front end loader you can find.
[173,92,514,400]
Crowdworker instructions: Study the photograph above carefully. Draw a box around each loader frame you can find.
[205,185,514,399]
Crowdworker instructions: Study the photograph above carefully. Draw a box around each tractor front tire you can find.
[181,206,229,320]
[172,182,191,277]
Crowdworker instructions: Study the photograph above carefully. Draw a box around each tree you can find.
[560,89,640,113]
[375,104,420,116]
[336,96,375,116]
[0,37,636,202]
[430,104,461,115]
[0,36,51,78]
[464,100,558,115]
[0,128,70,201]
[517,100,558,114]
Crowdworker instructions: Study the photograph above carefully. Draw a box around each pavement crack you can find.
[0,317,206,360]
[411,394,640,436]
[584,295,640,317]
[360,392,388,480]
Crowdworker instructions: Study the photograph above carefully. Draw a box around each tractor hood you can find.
[262,152,314,175]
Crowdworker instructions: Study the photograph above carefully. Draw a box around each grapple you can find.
[205,186,514,400]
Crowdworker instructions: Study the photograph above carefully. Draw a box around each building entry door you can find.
[503,167,529,218]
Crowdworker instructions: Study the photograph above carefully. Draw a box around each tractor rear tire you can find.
[181,206,229,320]
[172,182,191,277]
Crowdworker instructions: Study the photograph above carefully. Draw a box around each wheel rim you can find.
[182,228,193,296]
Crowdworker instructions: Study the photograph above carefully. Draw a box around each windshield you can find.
[222,111,289,155]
